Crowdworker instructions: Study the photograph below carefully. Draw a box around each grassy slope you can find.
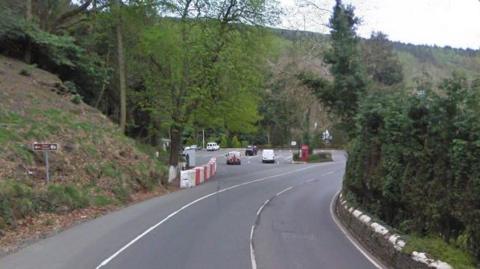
[0,56,166,239]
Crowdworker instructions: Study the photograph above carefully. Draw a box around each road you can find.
[0,149,378,269]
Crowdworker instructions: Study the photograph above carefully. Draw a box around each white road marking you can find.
[250,186,293,269]
[329,191,385,269]
[256,199,270,216]
[250,225,257,269]
[275,186,293,196]
[96,165,323,269]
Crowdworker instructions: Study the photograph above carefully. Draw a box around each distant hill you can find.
[271,28,480,85]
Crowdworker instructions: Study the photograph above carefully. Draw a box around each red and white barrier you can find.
[204,164,210,181]
[180,157,217,188]
[196,166,205,184]
[180,169,196,188]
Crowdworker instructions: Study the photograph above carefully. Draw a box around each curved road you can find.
[0,150,379,269]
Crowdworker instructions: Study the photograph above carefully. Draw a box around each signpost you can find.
[322,129,333,144]
[33,143,58,183]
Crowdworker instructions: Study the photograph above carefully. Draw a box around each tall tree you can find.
[112,0,127,133]
[323,0,366,130]
[362,31,403,86]
[136,0,279,180]
[24,0,32,63]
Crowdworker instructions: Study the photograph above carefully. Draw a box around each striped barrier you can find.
[180,157,217,189]
[180,169,195,188]
[204,164,210,181]
[196,166,204,184]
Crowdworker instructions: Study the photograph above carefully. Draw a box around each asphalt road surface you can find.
[0,149,379,269]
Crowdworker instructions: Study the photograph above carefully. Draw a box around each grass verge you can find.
[403,235,477,269]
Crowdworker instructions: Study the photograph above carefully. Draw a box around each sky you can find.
[278,0,480,49]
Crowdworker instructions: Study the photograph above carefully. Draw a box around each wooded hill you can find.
[274,28,480,85]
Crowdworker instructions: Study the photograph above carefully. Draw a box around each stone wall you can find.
[335,193,452,269]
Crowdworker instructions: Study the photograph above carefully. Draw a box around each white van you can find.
[262,149,276,163]
[206,142,220,151]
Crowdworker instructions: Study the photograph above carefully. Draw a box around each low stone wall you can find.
[335,193,452,269]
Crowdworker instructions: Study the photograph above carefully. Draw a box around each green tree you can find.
[303,0,366,138]
[137,0,279,171]
[220,135,229,148]
[230,136,241,148]
[111,0,127,133]
[362,32,403,86]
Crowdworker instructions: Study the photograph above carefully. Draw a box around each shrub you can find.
[19,69,30,76]
[112,184,130,203]
[344,74,480,263]
[308,152,332,162]
[92,195,113,207]
[63,81,78,94]
[0,180,38,226]
[230,136,241,148]
[71,94,83,105]
[45,184,90,212]
[220,135,229,148]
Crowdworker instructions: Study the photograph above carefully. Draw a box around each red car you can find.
[226,151,241,165]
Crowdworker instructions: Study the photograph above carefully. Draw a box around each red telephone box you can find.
[301,144,309,162]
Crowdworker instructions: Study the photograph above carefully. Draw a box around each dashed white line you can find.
[275,186,293,196]
[250,186,293,269]
[250,225,257,269]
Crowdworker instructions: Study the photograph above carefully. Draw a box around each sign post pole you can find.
[44,150,50,183]
[33,143,58,183]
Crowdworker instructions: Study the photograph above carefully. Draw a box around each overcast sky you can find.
[278,0,480,49]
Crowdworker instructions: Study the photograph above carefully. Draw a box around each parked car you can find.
[226,151,241,165]
[190,145,198,150]
[262,149,276,163]
[206,142,220,151]
[245,145,258,156]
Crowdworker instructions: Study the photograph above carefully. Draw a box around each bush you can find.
[19,69,30,76]
[63,81,78,94]
[112,184,130,203]
[0,180,38,226]
[92,194,113,207]
[45,184,90,212]
[220,135,229,148]
[230,136,241,148]
[308,152,332,162]
[71,94,83,105]
[344,74,480,263]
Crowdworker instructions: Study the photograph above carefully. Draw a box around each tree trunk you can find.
[113,0,127,133]
[167,125,182,184]
[169,126,182,166]
[25,0,32,63]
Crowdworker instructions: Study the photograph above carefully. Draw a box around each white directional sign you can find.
[32,143,59,183]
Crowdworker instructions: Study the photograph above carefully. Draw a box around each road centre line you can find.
[249,172,338,269]
[96,164,325,269]
[250,186,294,269]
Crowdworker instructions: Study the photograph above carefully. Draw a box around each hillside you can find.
[0,56,167,253]
[273,29,480,84]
